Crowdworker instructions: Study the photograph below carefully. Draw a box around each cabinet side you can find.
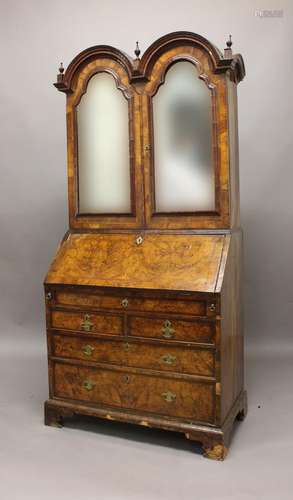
[220,229,244,423]
[227,78,240,229]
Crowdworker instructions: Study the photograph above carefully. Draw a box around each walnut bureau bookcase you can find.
[44,31,247,460]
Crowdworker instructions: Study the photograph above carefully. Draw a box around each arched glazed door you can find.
[140,35,231,229]
[64,50,144,229]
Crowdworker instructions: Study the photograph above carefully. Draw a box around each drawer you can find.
[53,362,215,423]
[128,316,215,344]
[55,290,206,316]
[52,334,215,377]
[51,310,123,335]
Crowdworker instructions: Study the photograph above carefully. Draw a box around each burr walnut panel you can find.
[52,334,215,377]
[45,233,227,293]
[55,290,207,317]
[51,310,123,335]
[129,316,215,344]
[53,362,215,422]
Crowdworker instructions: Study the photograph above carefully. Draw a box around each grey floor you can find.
[1,326,292,500]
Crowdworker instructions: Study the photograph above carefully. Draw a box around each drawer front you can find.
[52,335,215,377]
[54,362,214,423]
[55,290,206,316]
[51,310,123,335]
[128,316,215,344]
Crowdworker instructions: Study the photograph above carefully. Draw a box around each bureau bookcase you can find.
[44,31,247,460]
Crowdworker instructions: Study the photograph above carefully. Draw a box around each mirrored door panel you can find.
[77,72,131,214]
[152,61,215,213]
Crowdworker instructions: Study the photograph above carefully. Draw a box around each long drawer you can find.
[128,316,215,344]
[52,334,215,377]
[51,310,123,335]
[54,290,207,316]
[53,362,215,423]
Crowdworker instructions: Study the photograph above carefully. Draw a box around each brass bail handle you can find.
[81,313,93,332]
[83,379,95,391]
[162,320,175,339]
[82,344,95,356]
[161,391,176,402]
[161,353,177,365]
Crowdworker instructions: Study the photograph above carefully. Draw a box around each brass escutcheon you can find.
[161,354,177,365]
[161,391,176,403]
[46,292,52,300]
[209,303,216,312]
[144,144,151,151]
[82,344,95,356]
[121,298,129,309]
[123,342,130,351]
[136,235,143,245]
[83,379,95,391]
[81,314,93,332]
[162,320,175,339]
[123,374,130,384]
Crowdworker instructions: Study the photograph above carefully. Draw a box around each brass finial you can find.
[224,35,233,59]
[59,62,64,74]
[134,41,141,59]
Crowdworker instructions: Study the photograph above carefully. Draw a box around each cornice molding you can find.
[54,32,245,93]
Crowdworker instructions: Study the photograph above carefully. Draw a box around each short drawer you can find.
[55,290,206,316]
[51,310,123,335]
[53,362,215,423]
[128,316,215,344]
[52,335,215,377]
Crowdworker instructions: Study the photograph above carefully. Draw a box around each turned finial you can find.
[227,34,232,49]
[57,62,64,82]
[134,41,141,59]
[224,35,233,59]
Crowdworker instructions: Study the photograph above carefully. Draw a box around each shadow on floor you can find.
[64,414,203,455]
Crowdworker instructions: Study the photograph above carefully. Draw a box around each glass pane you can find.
[77,72,131,214]
[153,61,215,212]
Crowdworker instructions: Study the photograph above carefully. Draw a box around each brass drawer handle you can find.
[161,354,177,365]
[81,314,93,332]
[209,303,216,312]
[121,298,129,309]
[82,344,95,356]
[161,391,176,403]
[162,320,175,339]
[83,379,95,391]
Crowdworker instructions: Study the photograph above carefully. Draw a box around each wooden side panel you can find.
[52,334,215,377]
[53,362,215,423]
[45,233,225,293]
[220,230,244,422]
[227,78,240,229]
[129,316,215,344]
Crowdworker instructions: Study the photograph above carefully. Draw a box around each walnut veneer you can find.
[44,32,247,460]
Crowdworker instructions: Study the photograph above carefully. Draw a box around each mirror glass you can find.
[77,72,131,214]
[153,61,215,212]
